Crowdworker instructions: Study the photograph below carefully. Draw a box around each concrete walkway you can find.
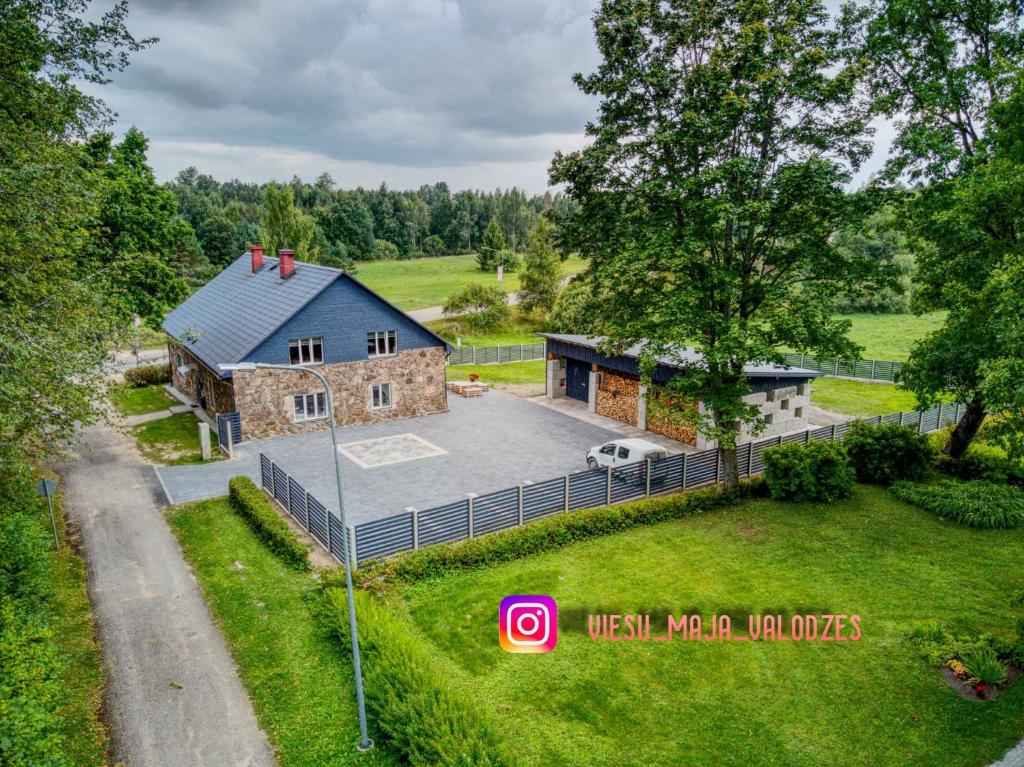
[60,421,275,767]
[123,404,191,426]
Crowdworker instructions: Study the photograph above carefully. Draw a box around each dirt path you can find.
[60,421,276,767]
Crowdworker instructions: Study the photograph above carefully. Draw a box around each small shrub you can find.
[934,446,1024,486]
[843,422,934,484]
[227,477,310,571]
[318,587,509,766]
[355,480,766,591]
[124,363,170,387]
[762,441,854,503]
[442,284,510,331]
[890,479,1024,529]
[962,647,1008,686]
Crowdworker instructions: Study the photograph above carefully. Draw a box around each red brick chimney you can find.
[250,243,264,272]
[278,249,295,279]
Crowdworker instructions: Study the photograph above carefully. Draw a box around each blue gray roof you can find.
[162,253,447,378]
[538,334,824,379]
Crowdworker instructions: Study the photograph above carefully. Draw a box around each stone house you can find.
[162,246,450,441]
[540,334,822,450]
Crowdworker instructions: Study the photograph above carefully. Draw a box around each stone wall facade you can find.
[232,346,447,440]
[168,341,235,417]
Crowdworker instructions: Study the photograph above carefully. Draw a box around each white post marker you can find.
[199,421,211,460]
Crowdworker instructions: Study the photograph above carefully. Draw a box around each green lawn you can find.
[448,359,546,385]
[356,253,587,310]
[398,485,1024,767]
[132,413,219,466]
[427,309,549,347]
[49,489,109,767]
[839,312,946,360]
[109,383,177,417]
[811,377,921,416]
[167,499,396,767]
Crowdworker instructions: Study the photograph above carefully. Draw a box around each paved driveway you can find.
[157,392,626,525]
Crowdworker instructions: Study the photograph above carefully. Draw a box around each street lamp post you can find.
[220,362,373,753]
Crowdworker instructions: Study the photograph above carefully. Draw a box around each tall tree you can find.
[477,218,507,271]
[551,0,885,490]
[315,192,375,260]
[0,0,152,463]
[84,127,192,321]
[842,0,1024,457]
[518,218,562,315]
[260,182,316,262]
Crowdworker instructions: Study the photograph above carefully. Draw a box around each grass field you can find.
[167,499,396,767]
[811,378,922,416]
[398,484,1024,767]
[448,359,546,385]
[356,253,587,310]
[427,310,549,347]
[109,383,177,417]
[131,413,220,466]
[50,489,109,767]
[833,312,946,360]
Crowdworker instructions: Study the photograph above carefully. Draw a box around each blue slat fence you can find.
[344,401,963,565]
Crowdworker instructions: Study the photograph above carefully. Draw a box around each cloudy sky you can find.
[92,0,892,192]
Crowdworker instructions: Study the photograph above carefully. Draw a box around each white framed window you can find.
[367,330,397,358]
[289,337,323,365]
[293,392,326,422]
[371,382,393,410]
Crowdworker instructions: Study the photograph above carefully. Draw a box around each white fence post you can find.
[564,475,570,512]
[268,459,275,497]
[715,450,720,484]
[955,402,962,422]
[834,359,840,376]
[870,359,877,380]
[519,343,524,361]
[681,452,689,489]
[645,459,652,497]
[467,494,477,538]
[745,442,753,479]
[606,465,613,504]
[918,411,925,435]
[472,346,476,365]
[517,484,524,526]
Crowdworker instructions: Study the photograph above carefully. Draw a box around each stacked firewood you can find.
[596,371,639,425]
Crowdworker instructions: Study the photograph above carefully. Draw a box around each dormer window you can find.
[367,330,397,358]
[289,337,323,365]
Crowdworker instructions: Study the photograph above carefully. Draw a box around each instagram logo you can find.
[499,595,557,653]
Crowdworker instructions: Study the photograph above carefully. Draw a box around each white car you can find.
[586,438,668,469]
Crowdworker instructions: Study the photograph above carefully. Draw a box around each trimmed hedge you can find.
[124,363,170,387]
[228,477,310,571]
[843,422,933,484]
[762,441,854,502]
[318,586,509,766]
[890,479,1024,529]
[355,479,766,591]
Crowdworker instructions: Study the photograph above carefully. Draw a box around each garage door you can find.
[565,358,590,403]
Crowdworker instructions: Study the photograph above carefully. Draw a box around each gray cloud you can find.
[92,0,889,190]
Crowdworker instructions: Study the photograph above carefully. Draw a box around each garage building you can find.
[540,334,823,450]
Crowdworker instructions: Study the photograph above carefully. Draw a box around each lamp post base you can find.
[357,738,374,753]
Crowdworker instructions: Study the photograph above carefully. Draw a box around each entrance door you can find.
[565,358,590,403]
